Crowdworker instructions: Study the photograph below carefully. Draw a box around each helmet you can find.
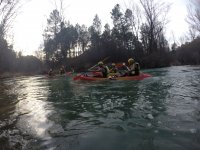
[128,58,135,64]
[112,63,115,66]
[98,61,103,66]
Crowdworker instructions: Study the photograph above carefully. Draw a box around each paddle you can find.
[73,57,110,80]
[88,57,109,71]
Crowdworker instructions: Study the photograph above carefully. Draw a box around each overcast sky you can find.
[13,0,189,55]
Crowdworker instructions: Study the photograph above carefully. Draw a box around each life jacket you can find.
[110,67,118,73]
[129,62,140,76]
[134,63,140,75]
[48,70,53,76]
[60,68,65,74]
[101,66,109,78]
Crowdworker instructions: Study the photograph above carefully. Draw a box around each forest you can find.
[0,0,200,75]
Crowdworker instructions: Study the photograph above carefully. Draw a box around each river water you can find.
[0,66,200,150]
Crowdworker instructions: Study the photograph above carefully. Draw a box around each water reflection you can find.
[0,78,23,120]
[16,77,53,138]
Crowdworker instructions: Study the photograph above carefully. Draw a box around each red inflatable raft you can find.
[73,73,152,81]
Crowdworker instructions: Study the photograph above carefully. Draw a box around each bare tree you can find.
[124,1,142,40]
[179,35,187,45]
[188,28,197,40]
[187,0,200,35]
[0,0,24,38]
[139,0,171,53]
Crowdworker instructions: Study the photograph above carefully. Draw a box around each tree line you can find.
[43,0,172,71]
[0,0,200,75]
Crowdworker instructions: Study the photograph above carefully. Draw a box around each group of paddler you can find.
[47,58,140,79]
[89,58,140,78]
[47,65,72,77]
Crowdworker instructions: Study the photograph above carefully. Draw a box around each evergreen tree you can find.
[43,9,62,64]
[75,24,90,54]
[88,14,102,50]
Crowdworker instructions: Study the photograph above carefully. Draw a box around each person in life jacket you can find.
[97,61,110,78]
[70,66,75,73]
[109,63,118,73]
[48,68,53,76]
[127,58,140,76]
[59,65,65,75]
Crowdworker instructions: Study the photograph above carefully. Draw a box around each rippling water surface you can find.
[0,66,200,150]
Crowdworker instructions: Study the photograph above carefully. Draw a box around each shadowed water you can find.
[0,66,200,150]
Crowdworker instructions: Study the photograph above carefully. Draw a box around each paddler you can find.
[96,61,110,78]
[127,58,140,76]
[48,68,53,76]
[59,65,65,75]
[109,63,118,73]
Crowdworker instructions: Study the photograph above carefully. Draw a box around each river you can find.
[0,66,200,150]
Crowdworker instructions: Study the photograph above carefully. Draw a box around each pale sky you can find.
[13,0,189,56]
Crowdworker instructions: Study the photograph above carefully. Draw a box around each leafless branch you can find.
[186,0,200,34]
[0,0,25,37]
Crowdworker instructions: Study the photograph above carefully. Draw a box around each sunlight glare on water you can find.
[16,77,53,138]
